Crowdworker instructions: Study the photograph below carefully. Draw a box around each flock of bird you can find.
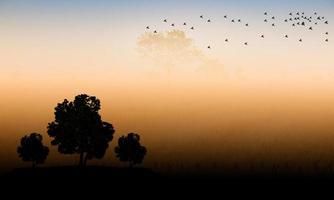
[145,11,329,49]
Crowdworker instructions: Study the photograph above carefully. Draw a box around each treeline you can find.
[17,94,147,168]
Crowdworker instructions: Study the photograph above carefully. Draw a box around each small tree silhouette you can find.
[17,133,49,168]
[47,94,115,167]
[115,133,147,167]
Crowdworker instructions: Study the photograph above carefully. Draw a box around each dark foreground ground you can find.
[2,166,334,197]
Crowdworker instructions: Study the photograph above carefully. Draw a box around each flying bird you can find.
[301,22,305,26]
[261,35,264,38]
[183,22,187,25]
[244,42,248,45]
[325,32,328,35]
[207,19,211,22]
[245,23,249,26]
[225,39,229,42]
[314,12,317,15]
[200,15,204,18]
[309,27,313,30]
[224,15,227,18]
[146,26,150,29]
[325,39,329,42]
[191,27,194,30]
[284,19,288,22]
[207,45,211,49]
[264,12,268,15]
[164,19,167,22]
[285,35,288,38]
[171,23,175,27]
[231,19,235,22]
[272,16,275,20]
[325,21,328,24]
[154,30,157,33]
[272,23,275,26]
[299,39,303,42]
[264,19,268,22]
[238,19,241,22]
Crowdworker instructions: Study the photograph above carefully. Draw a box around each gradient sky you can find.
[1,0,334,173]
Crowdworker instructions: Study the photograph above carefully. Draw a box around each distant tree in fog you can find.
[47,94,115,167]
[17,133,49,168]
[115,133,147,167]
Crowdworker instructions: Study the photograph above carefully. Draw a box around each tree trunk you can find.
[83,153,89,166]
[79,152,84,167]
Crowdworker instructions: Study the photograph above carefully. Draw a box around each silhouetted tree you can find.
[17,133,49,168]
[47,94,115,167]
[115,133,147,167]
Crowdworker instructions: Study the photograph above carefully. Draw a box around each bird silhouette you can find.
[272,23,275,26]
[325,21,328,24]
[315,22,318,25]
[244,42,248,45]
[231,19,235,22]
[317,17,321,20]
[299,39,303,42]
[264,19,268,22]
[164,19,167,23]
[292,23,295,26]
[284,19,288,22]
[224,15,227,18]
[225,39,229,42]
[325,32,328,35]
[297,22,300,25]
[264,12,268,15]
[183,22,187,25]
[238,19,241,22]
[289,12,293,16]
[191,27,194,30]
[314,12,317,15]
[261,35,264,38]
[297,12,300,15]
[289,18,293,21]
[200,15,204,18]
[207,19,211,22]
[171,23,175,27]
[285,35,289,38]
[301,22,305,26]
[207,45,211,49]
[272,16,275,20]
[325,39,329,42]
[245,23,249,26]
[154,30,157,33]
[146,26,150,29]
[309,27,313,30]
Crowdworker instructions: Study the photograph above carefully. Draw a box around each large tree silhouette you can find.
[17,133,49,168]
[47,94,115,166]
[115,133,147,167]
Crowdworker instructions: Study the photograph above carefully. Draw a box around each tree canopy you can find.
[115,133,147,167]
[47,94,115,166]
[17,133,49,167]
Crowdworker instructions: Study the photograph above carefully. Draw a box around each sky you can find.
[0,0,334,173]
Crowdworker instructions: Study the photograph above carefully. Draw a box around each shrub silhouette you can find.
[47,94,115,167]
[115,133,147,167]
[17,133,49,168]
